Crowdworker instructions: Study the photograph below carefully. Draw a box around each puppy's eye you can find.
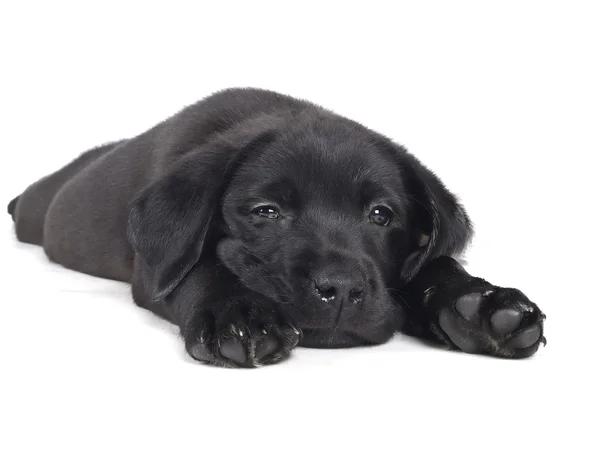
[253,205,280,219]
[369,206,393,226]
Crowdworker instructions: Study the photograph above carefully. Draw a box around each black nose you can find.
[314,272,364,304]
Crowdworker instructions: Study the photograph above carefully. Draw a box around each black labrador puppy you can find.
[8,88,546,367]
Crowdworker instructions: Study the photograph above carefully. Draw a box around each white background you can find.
[1,1,598,448]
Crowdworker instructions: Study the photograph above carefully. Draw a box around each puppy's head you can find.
[129,114,472,347]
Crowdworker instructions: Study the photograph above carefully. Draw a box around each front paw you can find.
[184,299,301,368]
[431,285,546,358]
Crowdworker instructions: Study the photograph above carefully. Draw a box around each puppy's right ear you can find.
[399,152,473,282]
[127,131,275,302]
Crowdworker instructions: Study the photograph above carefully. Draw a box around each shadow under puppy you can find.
[7,88,546,367]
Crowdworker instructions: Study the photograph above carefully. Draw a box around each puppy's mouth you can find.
[295,286,402,348]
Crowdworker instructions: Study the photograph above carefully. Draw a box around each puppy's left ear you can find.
[399,152,473,282]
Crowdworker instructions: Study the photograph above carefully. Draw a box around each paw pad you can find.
[220,338,247,364]
[255,335,279,359]
[186,306,301,368]
[490,309,522,334]
[506,326,542,349]
[455,293,484,321]
[436,287,545,358]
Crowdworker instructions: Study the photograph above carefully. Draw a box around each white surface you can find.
[1,2,598,448]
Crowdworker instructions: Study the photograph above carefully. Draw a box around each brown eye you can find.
[253,205,280,219]
[369,206,393,226]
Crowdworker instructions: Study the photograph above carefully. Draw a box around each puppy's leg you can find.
[9,140,123,245]
[133,261,301,368]
[401,257,546,358]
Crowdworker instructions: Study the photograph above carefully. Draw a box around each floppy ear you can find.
[127,131,275,302]
[399,152,473,282]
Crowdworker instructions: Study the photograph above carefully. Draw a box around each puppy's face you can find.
[129,116,471,348]
[218,128,415,347]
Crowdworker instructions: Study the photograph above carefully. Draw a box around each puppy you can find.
[8,88,546,367]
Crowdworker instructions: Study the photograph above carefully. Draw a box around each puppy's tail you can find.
[7,195,19,221]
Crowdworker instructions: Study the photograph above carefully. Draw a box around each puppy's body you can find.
[9,88,546,366]
[14,89,309,280]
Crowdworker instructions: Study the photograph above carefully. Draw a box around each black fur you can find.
[8,88,545,367]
